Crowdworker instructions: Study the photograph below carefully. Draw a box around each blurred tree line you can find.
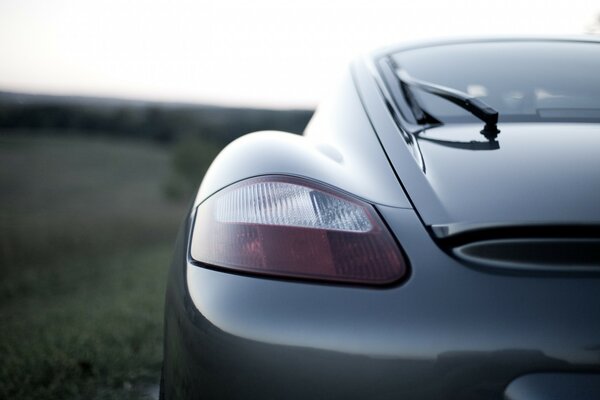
[0,92,313,145]
[0,91,314,200]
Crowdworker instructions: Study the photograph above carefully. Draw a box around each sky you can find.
[0,0,598,108]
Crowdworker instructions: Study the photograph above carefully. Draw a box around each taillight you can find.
[190,176,407,285]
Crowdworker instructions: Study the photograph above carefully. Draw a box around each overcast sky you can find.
[0,0,598,108]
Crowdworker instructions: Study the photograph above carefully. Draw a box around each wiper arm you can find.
[395,67,500,139]
[418,135,500,151]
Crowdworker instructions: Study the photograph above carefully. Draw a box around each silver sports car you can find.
[161,38,600,399]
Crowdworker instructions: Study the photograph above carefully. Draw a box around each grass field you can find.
[0,132,191,399]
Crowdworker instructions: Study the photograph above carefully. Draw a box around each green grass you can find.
[0,132,190,399]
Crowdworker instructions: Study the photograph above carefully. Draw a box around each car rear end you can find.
[162,38,600,399]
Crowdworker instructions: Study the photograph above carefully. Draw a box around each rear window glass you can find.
[390,41,600,123]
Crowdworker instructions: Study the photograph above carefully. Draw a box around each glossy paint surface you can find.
[194,70,410,209]
[505,373,600,400]
[162,207,600,399]
[416,123,600,225]
[163,39,600,399]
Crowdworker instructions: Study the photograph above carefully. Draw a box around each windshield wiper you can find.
[394,65,500,139]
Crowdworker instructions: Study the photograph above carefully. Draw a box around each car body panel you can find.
[353,57,447,222]
[505,373,600,400]
[195,70,411,209]
[162,206,600,399]
[162,38,600,399]
[416,122,600,225]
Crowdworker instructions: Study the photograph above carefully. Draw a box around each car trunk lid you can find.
[414,122,600,226]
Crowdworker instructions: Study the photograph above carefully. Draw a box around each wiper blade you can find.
[395,66,500,139]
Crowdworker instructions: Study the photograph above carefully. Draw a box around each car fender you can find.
[195,70,412,209]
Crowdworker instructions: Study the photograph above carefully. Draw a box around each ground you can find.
[0,133,190,399]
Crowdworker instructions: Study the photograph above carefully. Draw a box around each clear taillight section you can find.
[190,176,407,285]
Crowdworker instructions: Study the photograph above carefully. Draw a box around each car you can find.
[160,37,600,399]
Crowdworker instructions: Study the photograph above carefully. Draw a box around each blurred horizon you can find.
[1,0,599,109]
[0,89,313,112]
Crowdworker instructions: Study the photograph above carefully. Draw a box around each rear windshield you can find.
[390,41,600,123]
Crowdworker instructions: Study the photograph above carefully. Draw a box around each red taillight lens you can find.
[190,176,407,285]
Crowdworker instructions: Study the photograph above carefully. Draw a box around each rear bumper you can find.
[162,205,600,399]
